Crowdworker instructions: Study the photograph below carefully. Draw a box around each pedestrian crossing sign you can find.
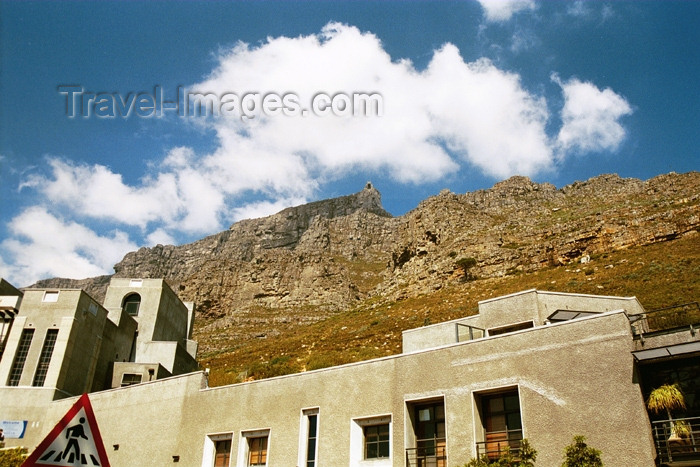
[22,393,110,467]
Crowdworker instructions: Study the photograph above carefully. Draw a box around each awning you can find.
[633,341,700,361]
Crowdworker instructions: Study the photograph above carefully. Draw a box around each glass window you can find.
[120,373,142,387]
[32,329,58,387]
[122,293,141,317]
[479,389,523,459]
[364,424,390,459]
[306,412,318,467]
[413,401,446,466]
[248,436,268,466]
[214,438,231,467]
[8,328,34,386]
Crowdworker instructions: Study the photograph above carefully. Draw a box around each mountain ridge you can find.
[31,171,699,358]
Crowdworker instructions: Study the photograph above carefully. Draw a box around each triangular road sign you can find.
[23,393,110,467]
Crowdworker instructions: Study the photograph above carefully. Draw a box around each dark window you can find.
[32,329,58,386]
[214,438,231,467]
[488,321,534,336]
[120,373,142,387]
[7,328,34,386]
[413,402,446,466]
[122,293,141,317]
[248,436,268,466]
[478,390,523,459]
[364,424,390,459]
[306,413,318,467]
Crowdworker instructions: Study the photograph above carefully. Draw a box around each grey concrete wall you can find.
[8,311,655,467]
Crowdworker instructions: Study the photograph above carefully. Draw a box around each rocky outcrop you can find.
[384,172,699,298]
[32,172,699,347]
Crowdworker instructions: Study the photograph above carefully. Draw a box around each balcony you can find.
[475,430,523,460]
[405,438,447,467]
[652,416,700,466]
[630,302,700,336]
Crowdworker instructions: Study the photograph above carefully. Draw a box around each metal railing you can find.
[629,302,700,336]
[456,323,485,342]
[405,438,447,467]
[475,430,523,460]
[652,416,700,464]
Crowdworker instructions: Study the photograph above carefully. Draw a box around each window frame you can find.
[350,414,392,465]
[202,432,233,467]
[120,373,143,387]
[7,328,34,386]
[237,429,270,467]
[299,408,319,467]
[32,328,59,387]
[473,386,524,460]
[363,423,390,459]
[214,437,232,467]
[122,293,141,317]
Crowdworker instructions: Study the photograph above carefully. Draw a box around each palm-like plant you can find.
[647,383,689,439]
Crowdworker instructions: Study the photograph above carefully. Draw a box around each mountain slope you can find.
[32,171,699,383]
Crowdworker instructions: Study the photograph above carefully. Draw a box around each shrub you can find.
[461,439,537,467]
[0,447,29,467]
[455,257,478,281]
[561,435,603,467]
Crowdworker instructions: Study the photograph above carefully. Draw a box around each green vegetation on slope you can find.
[197,234,699,387]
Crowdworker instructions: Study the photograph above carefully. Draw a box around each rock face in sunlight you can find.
[33,171,699,350]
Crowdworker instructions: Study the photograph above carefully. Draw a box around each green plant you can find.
[561,435,603,467]
[0,446,28,466]
[647,383,688,438]
[461,439,537,467]
[455,257,478,281]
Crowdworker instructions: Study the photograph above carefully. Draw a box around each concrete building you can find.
[1,286,698,466]
[0,278,197,400]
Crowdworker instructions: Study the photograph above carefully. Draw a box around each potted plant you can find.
[647,383,689,441]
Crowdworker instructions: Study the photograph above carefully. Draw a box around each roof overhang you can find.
[633,341,700,362]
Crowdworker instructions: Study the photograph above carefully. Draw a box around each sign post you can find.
[22,393,110,467]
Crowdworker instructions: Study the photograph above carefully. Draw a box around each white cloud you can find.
[476,0,536,22]
[2,23,634,286]
[230,197,310,223]
[553,75,633,154]
[194,23,553,183]
[146,228,176,246]
[0,207,137,286]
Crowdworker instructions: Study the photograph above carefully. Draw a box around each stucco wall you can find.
[11,311,655,467]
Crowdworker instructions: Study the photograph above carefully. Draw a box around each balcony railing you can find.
[652,416,700,465]
[629,302,700,336]
[456,323,485,342]
[475,430,523,460]
[405,438,447,467]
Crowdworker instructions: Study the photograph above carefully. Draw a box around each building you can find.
[1,284,698,466]
[0,278,197,409]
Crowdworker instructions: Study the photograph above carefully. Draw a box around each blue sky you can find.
[1,0,698,286]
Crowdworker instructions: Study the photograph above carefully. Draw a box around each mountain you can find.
[33,172,699,377]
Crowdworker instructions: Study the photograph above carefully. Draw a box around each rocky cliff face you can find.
[33,172,699,347]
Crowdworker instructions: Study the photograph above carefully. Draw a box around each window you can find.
[120,373,142,387]
[247,436,268,466]
[488,321,534,337]
[351,415,391,465]
[7,328,34,386]
[42,291,59,303]
[409,401,446,467]
[364,424,390,459]
[476,389,523,459]
[301,409,319,467]
[214,438,232,467]
[122,293,141,317]
[32,329,58,386]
